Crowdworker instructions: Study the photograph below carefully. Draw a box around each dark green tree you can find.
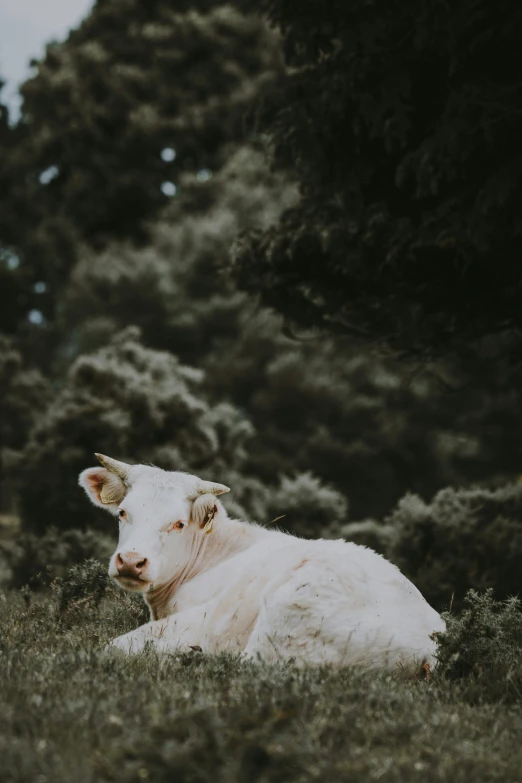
[0,82,30,333]
[56,145,482,520]
[58,147,522,522]
[6,0,522,558]
[0,336,50,511]
[231,0,522,356]
[17,327,256,532]
[58,144,297,365]
[0,0,282,333]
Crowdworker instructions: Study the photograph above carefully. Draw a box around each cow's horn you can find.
[95,453,130,480]
[197,480,230,496]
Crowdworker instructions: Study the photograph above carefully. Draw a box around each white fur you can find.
[79,463,444,671]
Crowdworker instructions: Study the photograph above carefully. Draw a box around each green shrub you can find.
[265,473,349,538]
[50,558,149,627]
[0,527,115,588]
[53,558,112,615]
[436,589,522,703]
[338,519,394,554]
[342,483,522,611]
[388,484,522,610]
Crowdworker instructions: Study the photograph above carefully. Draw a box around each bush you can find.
[436,589,522,703]
[389,484,522,610]
[338,519,394,555]
[265,473,349,538]
[53,558,113,615]
[0,527,115,588]
[342,483,522,611]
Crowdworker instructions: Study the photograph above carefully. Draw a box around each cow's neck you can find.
[145,516,263,620]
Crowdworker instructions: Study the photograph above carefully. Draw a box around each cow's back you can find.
[177,534,444,668]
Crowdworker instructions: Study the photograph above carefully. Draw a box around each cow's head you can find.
[79,454,230,594]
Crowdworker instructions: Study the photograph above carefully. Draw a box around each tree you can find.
[58,147,522,522]
[55,144,484,520]
[0,0,282,333]
[57,144,297,366]
[0,82,30,334]
[17,327,255,532]
[7,0,522,557]
[0,336,50,511]
[231,0,522,357]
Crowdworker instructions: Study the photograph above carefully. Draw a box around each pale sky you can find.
[0,0,94,112]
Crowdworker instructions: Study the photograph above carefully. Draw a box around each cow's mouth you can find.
[115,574,150,590]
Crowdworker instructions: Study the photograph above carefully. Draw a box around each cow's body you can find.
[80,456,444,671]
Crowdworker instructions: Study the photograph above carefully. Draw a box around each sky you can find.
[0,0,94,112]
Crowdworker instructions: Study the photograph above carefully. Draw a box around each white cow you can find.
[79,454,444,672]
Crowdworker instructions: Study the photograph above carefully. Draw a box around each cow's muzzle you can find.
[115,551,149,582]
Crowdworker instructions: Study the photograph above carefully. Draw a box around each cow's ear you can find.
[191,493,225,533]
[79,467,127,512]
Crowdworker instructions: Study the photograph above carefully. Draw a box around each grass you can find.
[1,575,522,783]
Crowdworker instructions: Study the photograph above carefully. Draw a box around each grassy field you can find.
[1,567,522,783]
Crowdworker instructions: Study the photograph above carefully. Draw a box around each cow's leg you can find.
[107,607,207,654]
[242,583,307,663]
[242,576,353,665]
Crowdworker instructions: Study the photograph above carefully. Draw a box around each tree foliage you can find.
[0,0,282,331]
[54,144,522,523]
[2,0,522,616]
[230,0,522,356]
[17,327,254,532]
[0,337,50,459]
[265,473,349,538]
[58,144,297,364]
[0,336,50,510]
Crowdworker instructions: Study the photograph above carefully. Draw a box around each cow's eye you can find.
[118,509,127,520]
[160,520,185,534]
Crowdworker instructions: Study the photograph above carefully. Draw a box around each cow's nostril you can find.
[115,552,148,578]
